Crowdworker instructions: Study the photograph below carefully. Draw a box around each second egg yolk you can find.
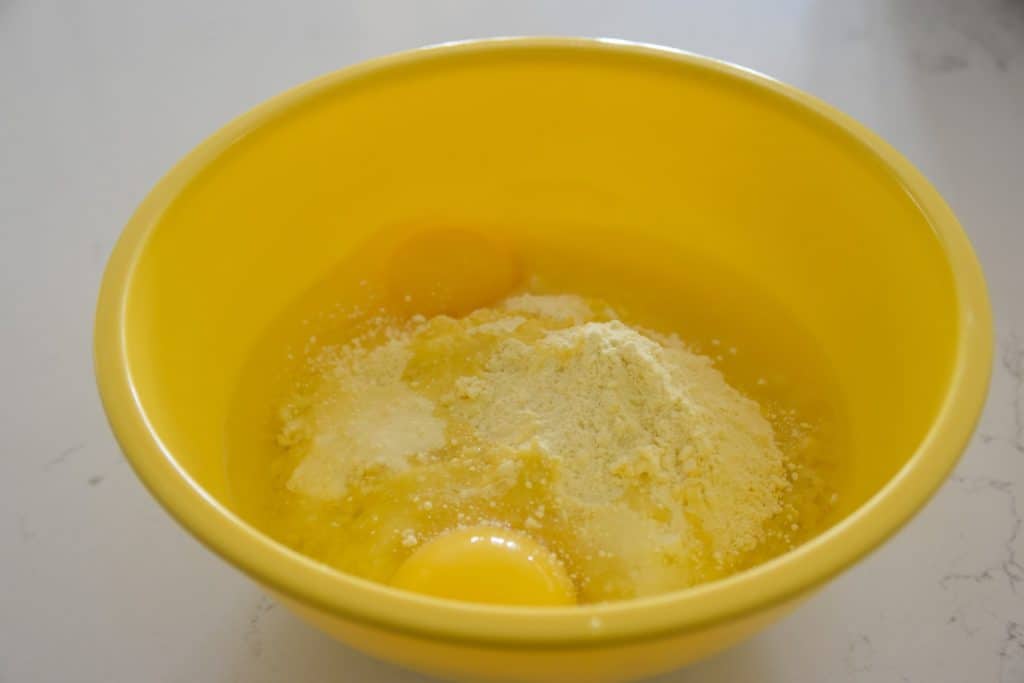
[387,229,523,318]
[390,526,576,607]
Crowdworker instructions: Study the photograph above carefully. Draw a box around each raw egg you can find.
[390,526,576,606]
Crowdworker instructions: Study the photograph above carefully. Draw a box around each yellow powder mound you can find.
[279,294,794,601]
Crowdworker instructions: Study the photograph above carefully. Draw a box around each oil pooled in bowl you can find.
[225,226,849,604]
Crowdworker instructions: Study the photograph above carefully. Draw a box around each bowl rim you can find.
[94,36,993,648]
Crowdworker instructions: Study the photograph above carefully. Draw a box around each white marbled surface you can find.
[1,1,1022,681]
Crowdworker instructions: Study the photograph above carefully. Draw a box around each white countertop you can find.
[2,1,1022,681]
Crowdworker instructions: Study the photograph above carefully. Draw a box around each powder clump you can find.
[280,294,794,600]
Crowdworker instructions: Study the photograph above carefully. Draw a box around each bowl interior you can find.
[100,40,985,643]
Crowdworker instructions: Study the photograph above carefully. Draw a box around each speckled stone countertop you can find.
[2,1,1021,681]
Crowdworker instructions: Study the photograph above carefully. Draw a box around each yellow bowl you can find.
[95,38,992,682]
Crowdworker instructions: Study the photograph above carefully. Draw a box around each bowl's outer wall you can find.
[276,588,802,682]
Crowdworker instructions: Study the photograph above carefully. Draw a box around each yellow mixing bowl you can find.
[94,38,991,682]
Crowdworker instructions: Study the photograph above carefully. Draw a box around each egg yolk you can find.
[390,526,576,606]
[387,229,523,317]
